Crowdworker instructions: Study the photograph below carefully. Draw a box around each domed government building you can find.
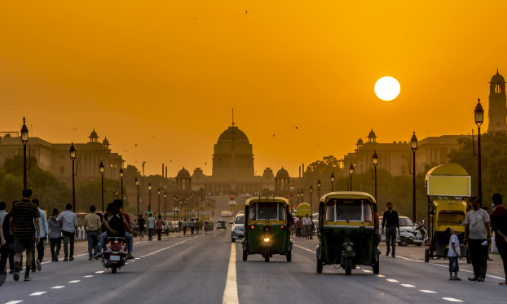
[175,121,291,195]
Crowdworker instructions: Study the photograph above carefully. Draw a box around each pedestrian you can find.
[195,219,200,235]
[490,193,507,286]
[1,201,17,274]
[0,209,6,273]
[83,205,101,261]
[190,219,195,235]
[156,215,164,241]
[296,216,303,238]
[31,199,47,272]
[57,204,77,262]
[303,214,312,239]
[182,219,187,236]
[464,197,491,282]
[0,201,9,274]
[446,227,462,281]
[10,189,40,282]
[147,213,155,241]
[138,214,145,240]
[0,201,6,227]
[48,209,62,262]
[178,220,182,232]
[382,202,400,258]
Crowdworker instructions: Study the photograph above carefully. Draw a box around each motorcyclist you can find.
[113,200,134,259]
[95,203,128,259]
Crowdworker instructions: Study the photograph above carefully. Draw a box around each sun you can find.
[374,76,401,101]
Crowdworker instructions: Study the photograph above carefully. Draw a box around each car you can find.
[216,220,227,230]
[167,221,179,232]
[231,214,245,242]
[380,215,414,243]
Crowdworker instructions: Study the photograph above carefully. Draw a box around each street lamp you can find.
[475,99,484,205]
[174,195,178,220]
[372,150,378,200]
[148,182,152,213]
[330,173,335,192]
[135,177,140,218]
[164,191,167,220]
[411,132,418,222]
[119,168,124,201]
[70,143,77,212]
[99,160,105,213]
[157,188,161,216]
[310,185,313,213]
[21,118,29,189]
[348,163,354,191]
[317,179,321,199]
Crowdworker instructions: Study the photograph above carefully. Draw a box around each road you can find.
[1,230,505,304]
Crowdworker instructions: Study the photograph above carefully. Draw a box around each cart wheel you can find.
[231,238,235,243]
[424,249,430,263]
[373,260,380,275]
[344,258,352,275]
[466,250,471,264]
[286,250,292,262]
[242,250,248,261]
[317,258,323,273]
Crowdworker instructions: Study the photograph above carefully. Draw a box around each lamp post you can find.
[99,160,105,213]
[135,177,140,218]
[21,118,29,189]
[475,99,484,205]
[164,191,167,220]
[174,195,178,220]
[148,182,152,213]
[70,143,77,212]
[157,188,161,216]
[372,150,378,200]
[330,173,335,192]
[411,132,418,222]
[119,168,124,201]
[317,179,321,199]
[310,185,313,213]
[348,163,354,191]
[290,194,293,213]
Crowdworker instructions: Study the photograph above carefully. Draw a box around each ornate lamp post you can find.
[70,143,77,212]
[411,132,418,222]
[475,99,484,205]
[148,182,152,213]
[372,150,378,200]
[348,163,354,191]
[309,185,313,212]
[21,118,29,189]
[331,173,335,192]
[119,168,124,201]
[99,160,105,212]
[317,179,321,199]
[174,195,178,220]
[157,188,161,216]
[164,191,167,220]
[135,177,140,218]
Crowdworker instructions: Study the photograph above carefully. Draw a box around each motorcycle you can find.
[101,237,127,273]
[399,221,427,247]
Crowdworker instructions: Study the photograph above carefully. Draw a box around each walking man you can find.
[147,213,155,241]
[490,193,507,286]
[156,215,164,241]
[303,214,312,239]
[138,214,145,240]
[182,219,187,236]
[195,219,200,235]
[31,199,47,272]
[48,209,62,262]
[382,202,400,258]
[83,205,101,261]
[10,189,40,281]
[190,219,195,235]
[464,197,491,282]
[57,204,77,261]
[0,201,10,274]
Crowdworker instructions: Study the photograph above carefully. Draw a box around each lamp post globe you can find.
[373,150,378,200]
[475,99,484,204]
[135,176,140,218]
[475,99,484,126]
[330,173,335,191]
[99,160,105,213]
[21,118,29,189]
[410,132,418,222]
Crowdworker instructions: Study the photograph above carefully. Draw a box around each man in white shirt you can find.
[57,204,77,262]
[31,199,48,272]
[464,197,491,282]
[303,214,313,239]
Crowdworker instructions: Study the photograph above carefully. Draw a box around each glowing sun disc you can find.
[375,77,400,101]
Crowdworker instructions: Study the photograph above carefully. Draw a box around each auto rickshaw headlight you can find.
[263,237,271,243]
[345,245,353,251]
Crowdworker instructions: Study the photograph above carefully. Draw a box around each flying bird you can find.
[272,134,275,137]
[295,126,298,130]
[204,162,207,165]
[245,10,248,14]
[169,160,173,162]
[135,144,138,147]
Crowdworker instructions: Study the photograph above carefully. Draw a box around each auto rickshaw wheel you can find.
[243,250,248,261]
[344,258,352,275]
[424,249,430,263]
[373,260,379,274]
[317,258,323,273]
[286,250,292,262]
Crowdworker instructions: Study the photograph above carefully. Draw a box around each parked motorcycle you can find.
[101,237,127,273]
[399,221,427,247]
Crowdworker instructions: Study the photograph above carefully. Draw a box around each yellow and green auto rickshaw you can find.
[316,192,379,275]
[425,164,471,263]
[241,197,293,262]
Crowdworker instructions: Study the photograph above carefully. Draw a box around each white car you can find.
[380,216,414,243]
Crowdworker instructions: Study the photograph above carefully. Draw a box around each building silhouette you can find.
[488,69,507,132]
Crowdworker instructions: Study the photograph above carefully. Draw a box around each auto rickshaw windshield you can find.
[325,199,373,222]
[249,203,286,220]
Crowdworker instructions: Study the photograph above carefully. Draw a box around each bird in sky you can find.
[169,160,172,162]
[135,144,138,147]
[204,162,207,165]
[245,10,248,14]
[272,134,275,137]
[73,128,78,131]
[295,126,298,130]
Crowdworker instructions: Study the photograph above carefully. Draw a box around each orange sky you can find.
[0,1,506,176]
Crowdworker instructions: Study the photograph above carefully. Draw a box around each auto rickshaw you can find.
[425,164,471,263]
[241,197,293,262]
[316,192,379,275]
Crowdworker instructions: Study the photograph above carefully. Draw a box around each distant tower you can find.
[488,69,507,133]
[367,129,377,143]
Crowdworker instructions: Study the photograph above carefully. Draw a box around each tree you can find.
[75,178,121,213]
[304,155,343,190]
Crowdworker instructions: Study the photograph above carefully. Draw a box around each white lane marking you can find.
[95,271,104,274]
[442,298,463,303]
[5,301,23,304]
[68,280,80,283]
[420,290,437,294]
[293,244,314,253]
[135,258,140,260]
[29,292,46,296]
[377,274,385,277]
[362,270,372,273]
[84,275,93,278]
[401,284,415,288]
[222,244,239,304]
[387,279,399,282]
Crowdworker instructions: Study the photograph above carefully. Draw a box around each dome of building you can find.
[177,167,191,178]
[276,167,290,178]
[217,126,249,143]
[356,138,364,145]
[90,129,98,139]
[368,129,376,138]
[491,69,505,83]
[103,136,110,146]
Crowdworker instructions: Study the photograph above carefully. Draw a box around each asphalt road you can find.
[1,230,506,304]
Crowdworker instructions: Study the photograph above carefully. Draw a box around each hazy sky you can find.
[1,1,505,176]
